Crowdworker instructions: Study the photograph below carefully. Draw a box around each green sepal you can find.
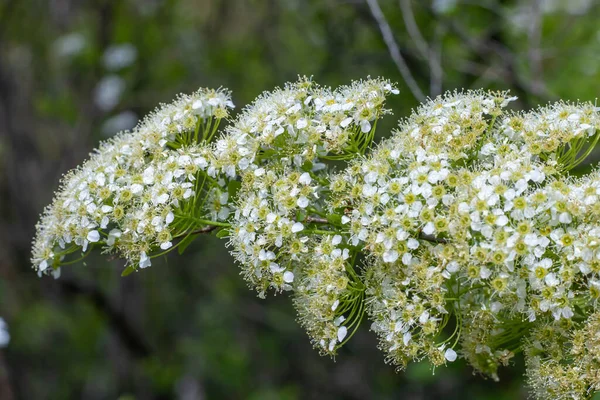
[297,209,307,222]
[216,228,230,239]
[326,214,342,226]
[121,265,136,277]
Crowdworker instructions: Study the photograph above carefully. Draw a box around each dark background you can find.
[1,0,600,398]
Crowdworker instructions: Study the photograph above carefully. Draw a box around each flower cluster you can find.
[326,91,600,397]
[224,77,398,354]
[502,101,600,170]
[524,312,600,400]
[209,76,398,180]
[229,168,318,296]
[31,78,600,399]
[31,88,234,273]
[293,234,361,355]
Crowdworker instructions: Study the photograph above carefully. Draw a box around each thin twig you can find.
[430,25,444,97]
[431,10,554,104]
[399,0,429,59]
[399,0,444,97]
[305,216,329,224]
[365,0,426,101]
[528,0,544,94]
[419,233,447,244]
[182,225,218,237]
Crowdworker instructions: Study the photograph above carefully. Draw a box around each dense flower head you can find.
[325,90,600,389]
[501,101,600,170]
[31,88,234,274]
[293,233,360,356]
[208,76,398,179]
[31,79,600,399]
[229,167,320,296]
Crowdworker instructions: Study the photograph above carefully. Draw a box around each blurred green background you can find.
[1,0,600,398]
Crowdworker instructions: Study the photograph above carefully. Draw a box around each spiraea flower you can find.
[209,76,398,180]
[31,78,600,399]
[293,234,360,356]
[31,88,234,274]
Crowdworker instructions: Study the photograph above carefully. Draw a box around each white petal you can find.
[299,172,312,185]
[297,196,309,209]
[383,250,399,263]
[291,222,304,233]
[331,300,340,311]
[340,117,353,128]
[360,120,371,133]
[337,326,348,342]
[445,348,457,362]
[87,230,100,243]
[283,271,294,283]
[39,260,48,272]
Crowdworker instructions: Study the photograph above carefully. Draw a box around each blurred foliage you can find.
[1,0,600,398]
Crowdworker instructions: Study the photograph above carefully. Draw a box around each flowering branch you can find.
[30,76,600,400]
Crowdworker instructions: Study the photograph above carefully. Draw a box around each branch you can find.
[399,0,444,97]
[427,7,554,104]
[399,0,429,59]
[527,0,545,94]
[176,225,218,239]
[304,212,447,244]
[419,233,447,244]
[365,0,426,101]
[0,353,15,400]
[305,216,329,224]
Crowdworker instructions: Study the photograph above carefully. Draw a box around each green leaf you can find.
[216,228,230,239]
[121,266,136,277]
[301,161,313,172]
[326,214,342,226]
[296,209,307,222]
[177,234,196,255]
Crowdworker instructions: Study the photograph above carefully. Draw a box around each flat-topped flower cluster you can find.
[31,88,234,274]
[32,77,600,399]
